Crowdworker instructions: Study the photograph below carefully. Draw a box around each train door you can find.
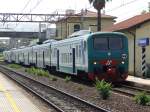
[23,53,25,64]
[43,51,45,68]
[72,48,75,73]
[36,52,37,66]
[57,50,59,70]
[50,45,51,67]
[18,52,20,63]
[28,52,29,65]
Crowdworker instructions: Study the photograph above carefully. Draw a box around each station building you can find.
[55,10,116,40]
[106,13,150,77]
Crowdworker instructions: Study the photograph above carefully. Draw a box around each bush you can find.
[77,86,83,91]
[25,68,27,72]
[8,64,21,69]
[26,67,49,77]
[49,76,57,81]
[134,91,150,106]
[64,76,71,83]
[95,79,112,100]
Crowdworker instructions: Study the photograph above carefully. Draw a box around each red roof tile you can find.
[106,13,150,32]
[78,10,116,18]
[56,10,116,22]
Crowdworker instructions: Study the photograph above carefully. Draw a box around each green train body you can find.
[51,31,128,82]
[87,32,128,82]
[4,30,128,82]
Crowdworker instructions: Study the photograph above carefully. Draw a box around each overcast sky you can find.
[0,0,149,31]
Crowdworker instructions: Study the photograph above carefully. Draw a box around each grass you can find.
[49,76,57,81]
[134,91,150,106]
[77,86,83,91]
[8,64,22,69]
[25,67,49,77]
[0,53,4,61]
[64,76,71,83]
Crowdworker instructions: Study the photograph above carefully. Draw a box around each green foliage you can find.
[64,76,71,83]
[25,68,27,72]
[77,86,83,91]
[89,0,111,9]
[95,79,112,100]
[8,64,21,69]
[134,91,150,106]
[49,76,57,81]
[26,67,49,77]
[0,53,3,61]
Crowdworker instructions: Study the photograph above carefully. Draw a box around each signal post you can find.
[138,38,149,78]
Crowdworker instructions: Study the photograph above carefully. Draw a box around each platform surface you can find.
[0,72,42,112]
[127,75,150,86]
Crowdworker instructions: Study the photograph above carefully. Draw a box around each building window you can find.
[74,24,80,32]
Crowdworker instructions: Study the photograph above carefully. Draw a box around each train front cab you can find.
[87,32,128,82]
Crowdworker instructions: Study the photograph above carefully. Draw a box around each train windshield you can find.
[93,36,123,50]
[94,38,108,50]
[109,37,122,50]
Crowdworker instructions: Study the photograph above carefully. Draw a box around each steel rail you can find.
[0,66,65,112]
[0,65,111,112]
[113,83,150,97]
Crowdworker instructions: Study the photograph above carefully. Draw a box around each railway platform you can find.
[127,75,150,86]
[0,72,42,112]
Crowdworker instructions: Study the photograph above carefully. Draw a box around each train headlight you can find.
[93,61,97,65]
[121,61,125,64]
[122,54,127,60]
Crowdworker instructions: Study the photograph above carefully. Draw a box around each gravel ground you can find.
[3,63,150,112]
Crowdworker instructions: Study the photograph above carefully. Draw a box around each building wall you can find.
[56,17,115,39]
[120,21,150,77]
[122,31,135,73]
[135,21,150,76]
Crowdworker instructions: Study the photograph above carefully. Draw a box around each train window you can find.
[94,38,108,50]
[109,38,123,50]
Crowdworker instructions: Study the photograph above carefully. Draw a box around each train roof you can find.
[68,30,92,38]
[43,39,57,44]
[52,31,127,45]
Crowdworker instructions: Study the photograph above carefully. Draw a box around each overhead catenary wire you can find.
[29,0,44,13]
[105,0,140,13]
[14,0,33,29]
[21,0,32,13]
[14,0,44,29]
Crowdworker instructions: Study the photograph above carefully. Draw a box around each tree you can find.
[89,0,111,31]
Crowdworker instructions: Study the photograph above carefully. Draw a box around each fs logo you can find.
[105,60,112,66]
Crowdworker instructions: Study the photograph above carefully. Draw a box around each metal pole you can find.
[142,47,147,78]
[39,22,41,36]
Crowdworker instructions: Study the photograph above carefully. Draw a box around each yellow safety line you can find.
[0,83,21,112]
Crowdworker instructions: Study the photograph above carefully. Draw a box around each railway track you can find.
[0,65,111,112]
[113,83,150,97]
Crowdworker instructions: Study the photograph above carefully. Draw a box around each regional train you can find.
[3,30,129,82]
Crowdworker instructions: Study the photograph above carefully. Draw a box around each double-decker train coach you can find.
[3,50,11,63]
[3,30,128,82]
[51,31,128,82]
